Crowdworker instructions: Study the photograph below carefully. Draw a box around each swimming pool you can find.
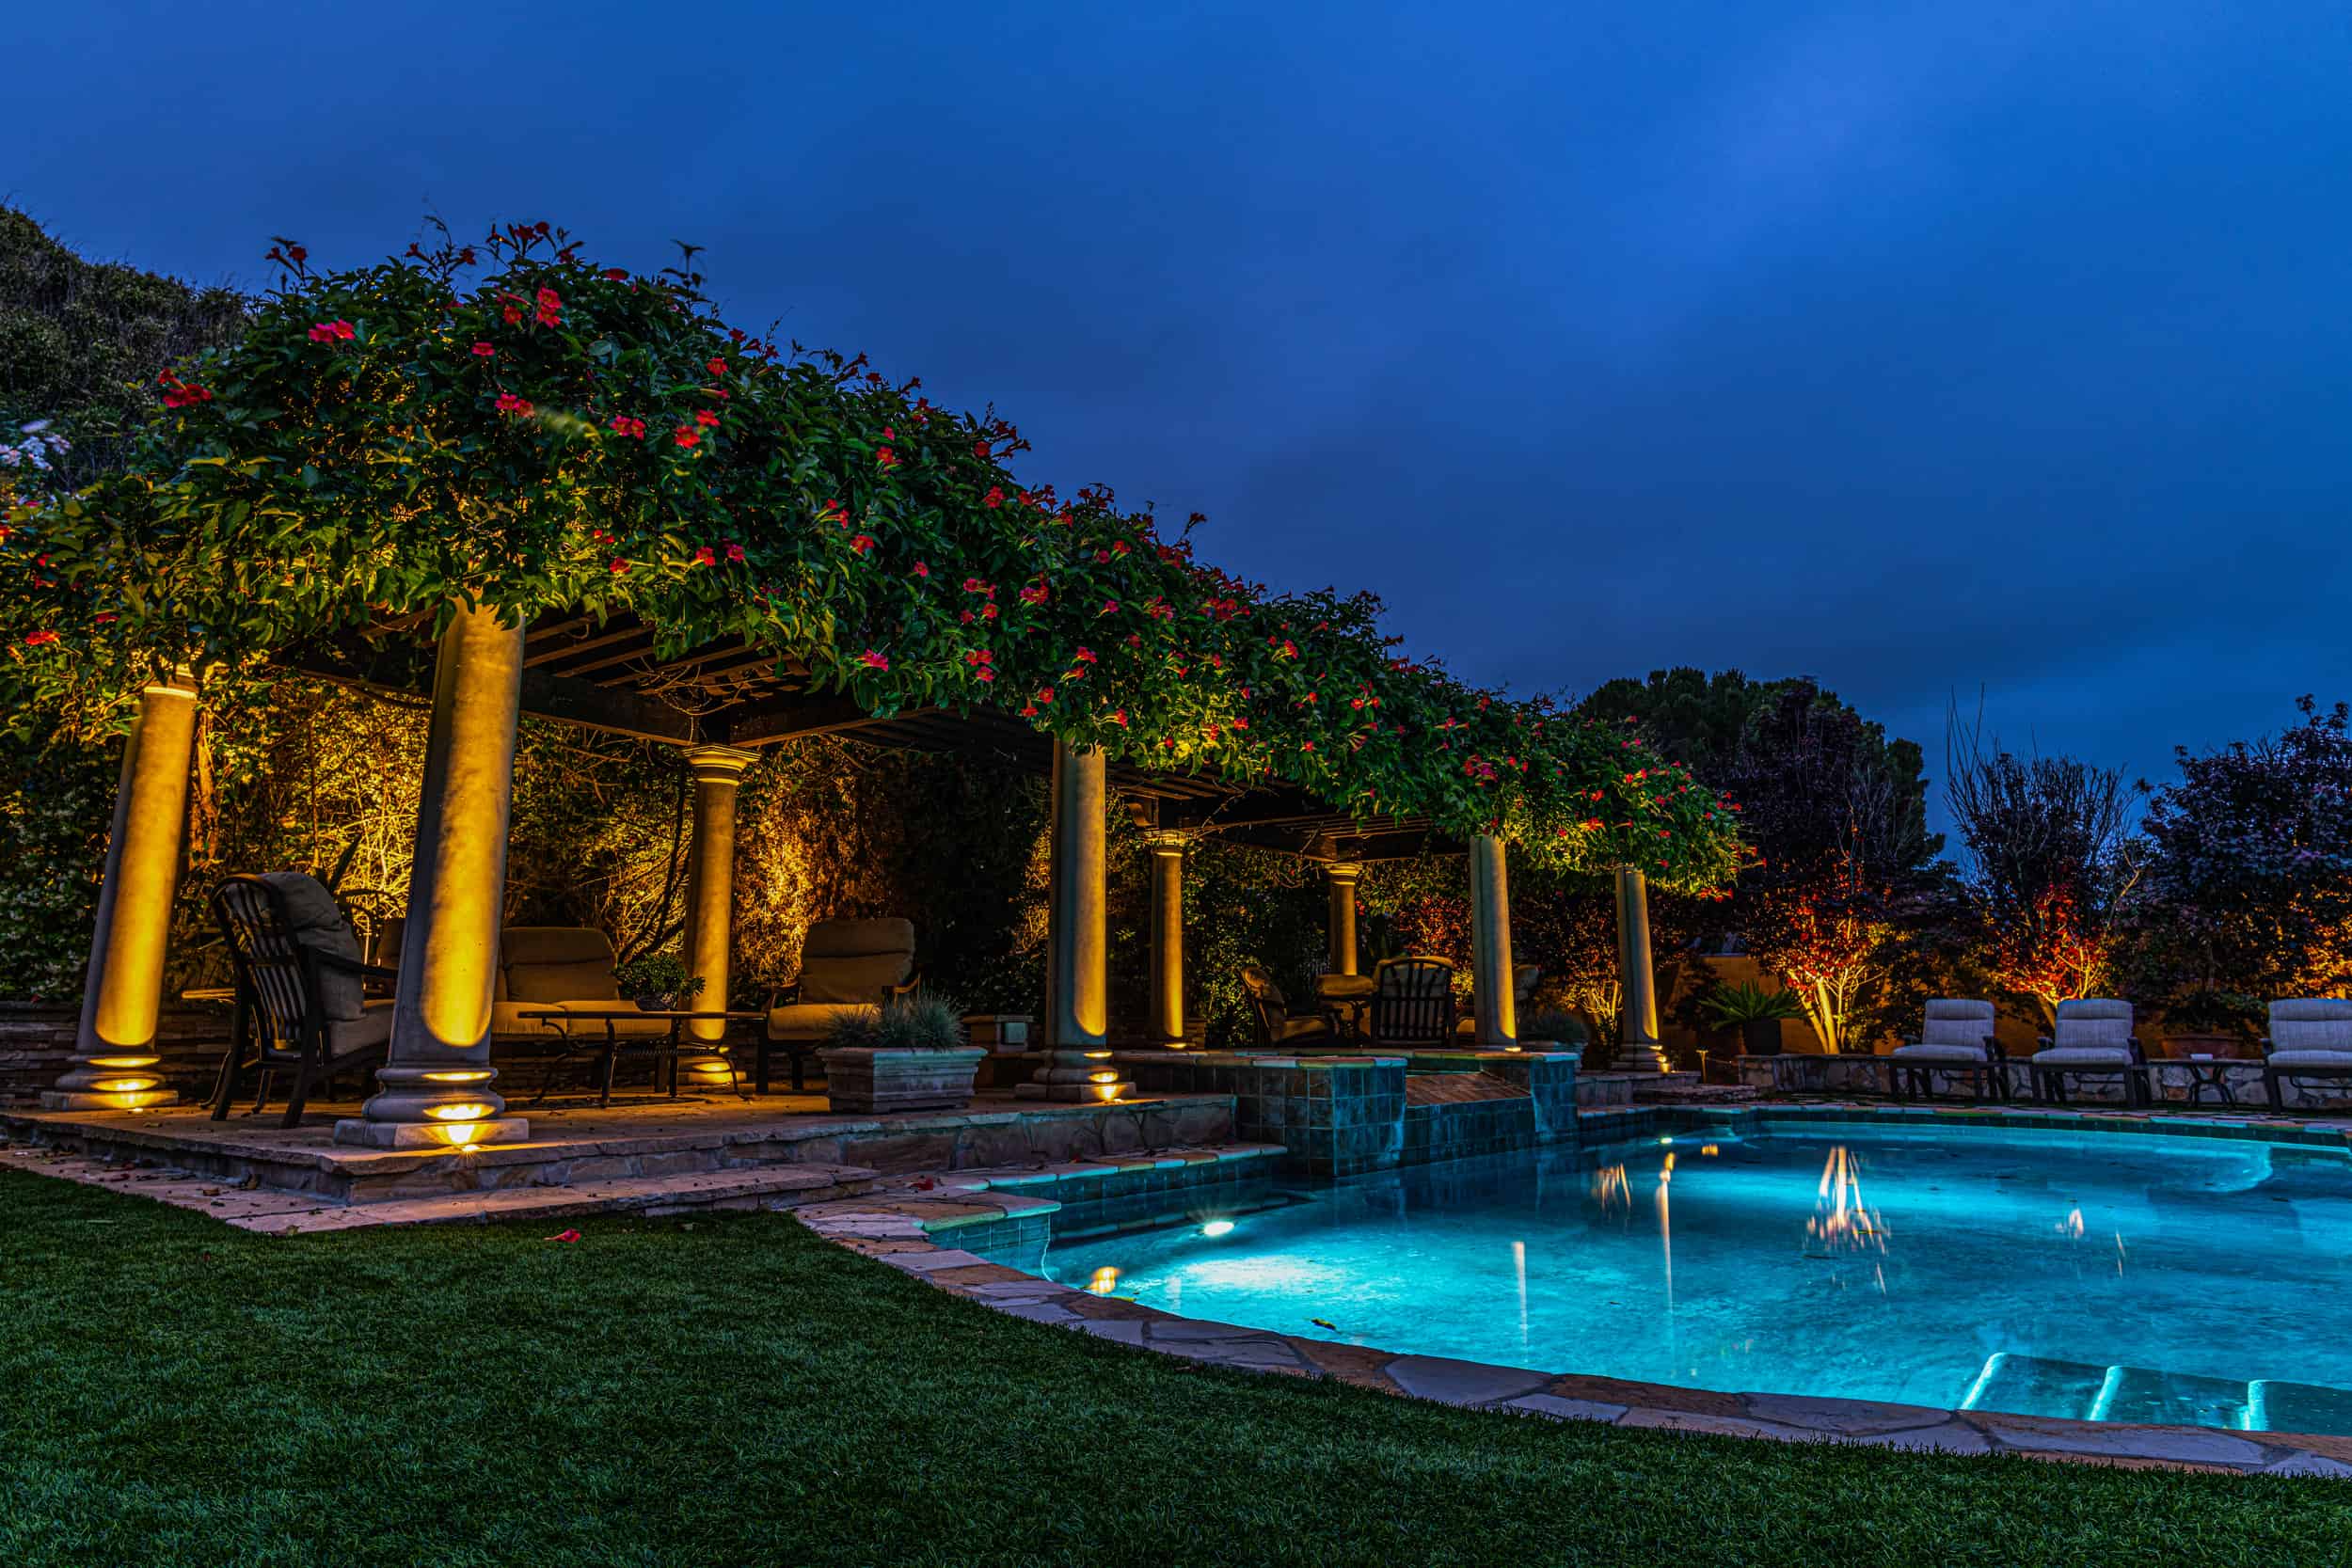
[1043,1121,2352,1435]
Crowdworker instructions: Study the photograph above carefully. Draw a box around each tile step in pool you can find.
[1960,1352,2352,1433]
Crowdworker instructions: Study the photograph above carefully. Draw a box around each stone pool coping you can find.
[797,1112,2352,1478]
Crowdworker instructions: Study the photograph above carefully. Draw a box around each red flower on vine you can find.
[471,342,495,356]
[496,393,534,418]
[913,561,930,578]
[876,446,898,467]
[983,486,1005,508]
[609,416,646,439]
[24,630,58,647]
[860,649,890,671]
[306,320,356,343]
[534,287,563,326]
[822,499,850,528]
[674,425,699,448]
[693,409,720,427]
[707,357,727,377]
[725,543,745,563]
[850,534,877,555]
[601,267,628,280]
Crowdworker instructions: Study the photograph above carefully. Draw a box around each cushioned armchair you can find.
[1883,999,2003,1101]
[209,873,396,1126]
[1241,965,1337,1048]
[2264,999,2352,1111]
[761,918,918,1092]
[489,927,672,1042]
[2029,998,2144,1104]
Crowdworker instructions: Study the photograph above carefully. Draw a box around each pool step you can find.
[1961,1351,2352,1434]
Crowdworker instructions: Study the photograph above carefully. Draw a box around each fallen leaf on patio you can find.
[546,1228,582,1243]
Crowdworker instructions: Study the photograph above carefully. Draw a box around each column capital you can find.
[1141,827,1194,855]
[1323,860,1364,883]
[683,743,759,784]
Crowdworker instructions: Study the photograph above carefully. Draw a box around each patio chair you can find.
[209,873,396,1126]
[2264,999,2352,1112]
[1457,963,1543,1039]
[1883,999,2004,1101]
[1242,965,1338,1048]
[1369,955,1457,1050]
[761,918,918,1092]
[490,927,672,1043]
[2028,999,2145,1105]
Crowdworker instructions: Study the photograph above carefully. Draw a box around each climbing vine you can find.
[2,222,1740,890]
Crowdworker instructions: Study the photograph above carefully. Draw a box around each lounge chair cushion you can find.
[1918,999,1996,1051]
[491,1000,674,1039]
[1269,1014,1332,1044]
[799,918,915,1004]
[2033,1046,2136,1066]
[2049,998,2133,1052]
[257,872,366,1021]
[767,1001,882,1042]
[2270,1000,2352,1053]
[324,1003,394,1057]
[2267,1050,2352,1069]
[1890,1042,1991,1063]
[501,927,623,1005]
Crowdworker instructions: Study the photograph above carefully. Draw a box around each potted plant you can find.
[819,990,986,1113]
[613,954,704,1012]
[2161,989,2262,1059]
[1700,981,1804,1056]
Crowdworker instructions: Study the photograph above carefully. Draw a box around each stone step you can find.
[0,1143,876,1234]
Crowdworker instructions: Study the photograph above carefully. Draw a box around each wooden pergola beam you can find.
[723,694,909,748]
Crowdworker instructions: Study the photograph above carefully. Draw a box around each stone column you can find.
[43,669,199,1112]
[1020,740,1129,1101]
[1614,866,1668,1073]
[679,745,757,1088]
[1325,862,1363,976]
[1145,829,1190,1047]
[338,603,529,1148]
[1468,834,1517,1047]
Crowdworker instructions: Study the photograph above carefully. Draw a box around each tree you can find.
[2130,696,2352,1028]
[1945,706,2138,1023]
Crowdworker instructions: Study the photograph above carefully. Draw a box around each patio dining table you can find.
[516,1007,764,1107]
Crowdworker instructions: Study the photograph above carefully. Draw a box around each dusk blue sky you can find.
[16,2,2351,832]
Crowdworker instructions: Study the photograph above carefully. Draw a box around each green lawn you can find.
[1,1171,2345,1567]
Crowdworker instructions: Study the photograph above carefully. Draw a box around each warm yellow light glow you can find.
[1088,1069,1119,1084]
[1087,1266,1121,1295]
[1701,1144,1720,1156]
[684,1059,732,1078]
[426,1101,494,1121]
[89,1077,160,1093]
[1089,1082,1126,1102]
[1083,1051,1113,1059]
[421,1069,493,1085]
[87,1055,158,1069]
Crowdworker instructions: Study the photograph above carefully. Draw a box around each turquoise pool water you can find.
[1044,1123,2352,1434]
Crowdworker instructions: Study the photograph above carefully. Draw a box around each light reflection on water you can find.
[1043,1125,2352,1434]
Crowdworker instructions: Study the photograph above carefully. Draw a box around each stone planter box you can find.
[819,1046,987,1114]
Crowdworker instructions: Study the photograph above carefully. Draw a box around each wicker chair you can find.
[209,873,396,1126]
[1369,955,1457,1049]
[2264,999,2352,1111]
[1882,999,2003,1101]
[2029,999,2145,1105]
[1241,965,1337,1048]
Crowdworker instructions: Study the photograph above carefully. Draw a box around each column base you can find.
[1616,1042,1671,1074]
[1014,1080,1136,1103]
[333,1117,531,1149]
[40,1087,179,1112]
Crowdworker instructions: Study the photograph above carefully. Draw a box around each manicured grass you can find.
[0,1171,2345,1567]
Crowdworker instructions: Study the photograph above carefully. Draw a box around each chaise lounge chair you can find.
[1882,999,2003,1101]
[2029,998,2145,1105]
[2263,999,2352,1112]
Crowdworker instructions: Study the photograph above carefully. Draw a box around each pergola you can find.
[50,602,1668,1148]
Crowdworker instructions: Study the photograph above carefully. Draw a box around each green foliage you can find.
[612,952,700,1006]
[2,220,1740,888]
[825,987,967,1051]
[1699,980,1804,1025]
[0,730,117,999]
